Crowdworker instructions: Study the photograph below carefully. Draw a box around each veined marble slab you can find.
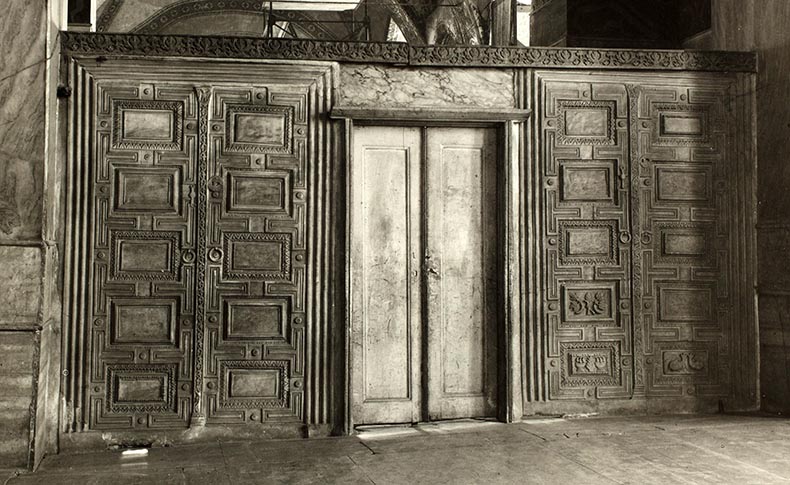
[339,65,516,109]
[0,0,47,240]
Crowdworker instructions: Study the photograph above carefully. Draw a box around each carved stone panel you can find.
[88,83,198,429]
[68,60,333,433]
[203,86,308,424]
[531,72,753,410]
[635,82,733,398]
[537,77,633,401]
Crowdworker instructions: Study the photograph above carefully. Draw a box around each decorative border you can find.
[108,230,181,281]
[218,359,290,409]
[556,100,617,147]
[222,232,292,280]
[557,219,618,266]
[61,32,757,72]
[111,99,184,151]
[560,341,622,387]
[106,363,177,414]
[96,0,125,32]
[224,104,293,155]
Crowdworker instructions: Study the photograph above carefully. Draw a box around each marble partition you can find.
[0,0,47,241]
[338,65,516,109]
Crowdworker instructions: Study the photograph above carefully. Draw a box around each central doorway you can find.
[349,125,500,425]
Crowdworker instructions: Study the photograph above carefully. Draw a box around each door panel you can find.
[350,126,499,425]
[528,71,753,413]
[426,128,498,419]
[88,83,198,429]
[538,80,634,402]
[350,126,422,424]
[634,84,732,398]
[204,87,307,424]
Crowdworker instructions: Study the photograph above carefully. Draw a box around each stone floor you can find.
[3,414,790,484]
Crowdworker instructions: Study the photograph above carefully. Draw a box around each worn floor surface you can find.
[3,414,790,484]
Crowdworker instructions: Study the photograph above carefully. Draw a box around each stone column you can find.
[0,0,67,469]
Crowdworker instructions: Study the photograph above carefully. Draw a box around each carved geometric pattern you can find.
[557,220,618,266]
[224,104,293,154]
[556,100,617,146]
[106,364,177,414]
[218,360,290,409]
[111,99,184,151]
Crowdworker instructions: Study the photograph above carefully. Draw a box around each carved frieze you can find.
[61,33,757,72]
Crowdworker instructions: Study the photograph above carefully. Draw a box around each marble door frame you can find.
[330,107,531,432]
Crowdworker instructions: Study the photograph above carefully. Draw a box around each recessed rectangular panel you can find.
[120,241,171,271]
[111,100,184,150]
[439,146,485,396]
[233,241,282,271]
[653,341,717,384]
[234,114,285,145]
[224,104,293,154]
[110,298,176,345]
[560,164,613,202]
[561,283,616,326]
[658,286,713,322]
[115,168,179,213]
[567,229,610,255]
[565,109,608,136]
[106,364,176,414]
[229,369,280,398]
[117,378,165,402]
[662,350,709,376]
[663,233,706,256]
[110,231,179,281]
[560,342,620,386]
[223,233,291,280]
[123,110,173,140]
[661,114,704,136]
[227,172,289,213]
[558,221,617,265]
[656,167,710,202]
[556,100,616,146]
[224,298,287,340]
[218,360,288,409]
[652,104,710,146]
[362,147,412,401]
